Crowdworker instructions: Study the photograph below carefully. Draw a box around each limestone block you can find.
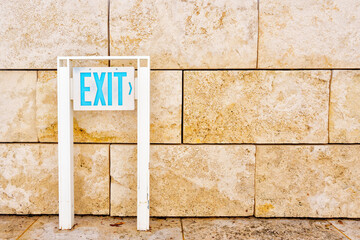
[330,71,360,143]
[36,72,57,142]
[21,216,182,239]
[0,0,108,69]
[110,0,257,69]
[182,218,347,239]
[184,71,330,143]
[259,0,360,68]
[0,216,39,239]
[0,71,37,142]
[36,71,181,143]
[329,219,360,240]
[110,145,255,216]
[255,145,360,218]
[0,144,109,214]
[73,144,109,215]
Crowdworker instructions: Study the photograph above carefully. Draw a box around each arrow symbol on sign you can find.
[129,82,132,95]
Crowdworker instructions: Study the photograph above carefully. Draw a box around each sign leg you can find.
[137,66,150,230]
[58,61,74,230]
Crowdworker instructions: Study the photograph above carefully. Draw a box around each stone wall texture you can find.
[111,145,255,216]
[0,0,359,218]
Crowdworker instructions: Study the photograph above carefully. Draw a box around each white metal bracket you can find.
[57,56,150,231]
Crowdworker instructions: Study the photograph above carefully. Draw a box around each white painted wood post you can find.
[57,58,74,230]
[137,64,150,230]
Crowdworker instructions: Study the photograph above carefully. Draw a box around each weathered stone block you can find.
[21,216,182,239]
[110,0,257,69]
[0,71,37,142]
[36,72,57,142]
[0,144,109,214]
[259,0,360,68]
[184,71,330,143]
[0,0,108,69]
[0,216,39,239]
[255,145,360,218]
[182,218,347,239]
[111,145,255,216]
[330,71,360,143]
[329,219,360,240]
[73,144,109,215]
[36,71,181,143]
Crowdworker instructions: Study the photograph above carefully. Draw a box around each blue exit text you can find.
[80,72,131,106]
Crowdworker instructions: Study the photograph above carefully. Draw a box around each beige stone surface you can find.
[259,0,360,68]
[0,144,58,214]
[182,218,347,240]
[149,71,182,143]
[111,145,255,216]
[73,144,109,215]
[184,71,330,143]
[255,145,360,218]
[20,216,182,240]
[0,0,108,69]
[329,219,360,240]
[0,71,37,142]
[110,0,257,69]
[0,144,109,214]
[2,215,355,240]
[0,215,38,240]
[37,71,181,143]
[36,72,57,142]
[330,71,360,143]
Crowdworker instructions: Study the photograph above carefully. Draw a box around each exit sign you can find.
[73,67,134,110]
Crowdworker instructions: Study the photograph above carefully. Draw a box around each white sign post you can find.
[57,56,150,231]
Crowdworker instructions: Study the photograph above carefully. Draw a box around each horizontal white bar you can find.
[58,56,150,60]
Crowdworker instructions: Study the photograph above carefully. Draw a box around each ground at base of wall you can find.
[1,215,359,240]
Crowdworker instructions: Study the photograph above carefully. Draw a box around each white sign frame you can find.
[57,56,150,231]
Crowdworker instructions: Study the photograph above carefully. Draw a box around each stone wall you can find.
[0,0,359,218]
